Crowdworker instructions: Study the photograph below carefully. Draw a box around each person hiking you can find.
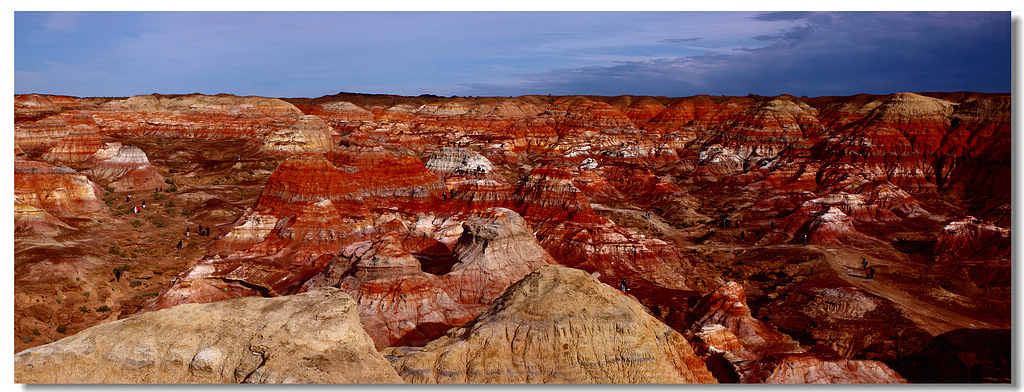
[771,220,775,230]
[862,258,868,270]
[620,279,628,293]
[186,227,190,237]
[126,195,131,203]
[176,240,182,250]
[740,230,745,241]
[866,267,875,279]
[142,201,146,209]
[803,234,808,246]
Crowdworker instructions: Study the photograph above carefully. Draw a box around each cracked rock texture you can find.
[15,288,402,383]
[383,265,716,383]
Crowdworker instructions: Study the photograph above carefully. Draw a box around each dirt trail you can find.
[817,247,1001,335]
[677,241,1002,337]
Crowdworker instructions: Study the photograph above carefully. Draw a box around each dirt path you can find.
[678,242,1003,336]
[817,247,1002,335]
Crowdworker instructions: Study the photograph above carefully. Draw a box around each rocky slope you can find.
[384,265,717,383]
[15,288,402,383]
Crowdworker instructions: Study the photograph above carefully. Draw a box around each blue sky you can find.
[14,11,1012,98]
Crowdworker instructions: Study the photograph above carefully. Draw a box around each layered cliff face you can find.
[14,158,106,219]
[384,265,717,383]
[87,94,335,154]
[15,288,402,383]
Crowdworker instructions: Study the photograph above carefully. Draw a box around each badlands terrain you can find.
[13,91,1010,383]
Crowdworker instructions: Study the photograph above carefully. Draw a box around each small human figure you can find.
[115,268,122,282]
[862,258,868,271]
[866,267,875,279]
[771,220,775,230]
[176,240,182,250]
[126,195,131,203]
[740,230,745,241]
[142,201,146,209]
[205,227,210,236]
[186,227,190,237]
[803,234,808,246]
[133,206,139,214]
[620,279,628,292]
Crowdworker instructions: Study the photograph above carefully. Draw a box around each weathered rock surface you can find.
[301,208,556,349]
[15,288,403,383]
[384,265,717,383]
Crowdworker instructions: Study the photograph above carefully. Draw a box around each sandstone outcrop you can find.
[384,265,717,383]
[934,216,1010,263]
[14,158,105,219]
[687,282,907,384]
[15,288,402,383]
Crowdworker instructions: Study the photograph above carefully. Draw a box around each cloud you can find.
[659,37,702,44]
[471,11,1010,97]
[751,11,812,21]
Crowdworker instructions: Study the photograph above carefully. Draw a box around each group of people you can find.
[862,258,876,279]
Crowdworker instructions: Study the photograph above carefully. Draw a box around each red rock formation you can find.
[687,282,801,355]
[688,282,907,384]
[306,101,374,124]
[91,94,334,154]
[644,95,718,138]
[15,94,97,120]
[40,131,104,166]
[610,95,667,128]
[934,216,1010,264]
[301,208,556,349]
[84,143,165,191]
[14,158,105,219]
[15,111,102,154]
[736,347,908,383]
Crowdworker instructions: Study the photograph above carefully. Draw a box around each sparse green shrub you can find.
[104,186,115,193]
[56,324,67,334]
[132,292,159,300]
[164,178,174,185]
[82,292,89,298]
[131,220,142,228]
[55,298,61,304]
[166,202,176,207]
[165,208,176,214]
[167,185,178,192]
[22,335,32,343]
[154,220,166,228]
[130,280,142,287]
[32,328,39,336]
[97,305,110,312]
[153,192,165,200]
[79,306,90,313]
[109,246,121,255]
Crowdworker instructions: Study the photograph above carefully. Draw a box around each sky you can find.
[13,11,1013,98]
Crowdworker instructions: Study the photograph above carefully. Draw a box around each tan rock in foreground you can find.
[383,265,716,383]
[15,288,402,384]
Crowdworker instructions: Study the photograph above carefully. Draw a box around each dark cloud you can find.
[659,37,702,44]
[478,11,1010,97]
[751,11,812,21]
